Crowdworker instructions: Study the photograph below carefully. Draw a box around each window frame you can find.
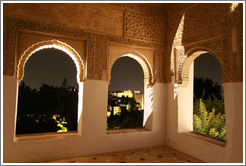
[178,50,226,143]
[14,39,85,140]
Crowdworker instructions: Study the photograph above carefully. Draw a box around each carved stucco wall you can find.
[166,3,243,84]
[4,3,242,84]
[3,3,165,36]
[124,9,165,42]
[3,3,165,83]
[3,3,124,36]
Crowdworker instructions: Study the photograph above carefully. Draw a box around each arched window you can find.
[107,57,145,130]
[179,51,226,141]
[16,48,81,135]
[193,53,225,141]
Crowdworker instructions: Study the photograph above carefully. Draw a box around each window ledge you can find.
[181,132,226,147]
[14,131,79,142]
[107,128,151,134]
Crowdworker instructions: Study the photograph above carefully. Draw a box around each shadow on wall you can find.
[143,86,153,130]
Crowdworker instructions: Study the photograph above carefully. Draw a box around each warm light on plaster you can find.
[171,14,185,84]
[143,86,153,127]
[231,3,239,12]
[174,83,179,99]
[77,82,84,123]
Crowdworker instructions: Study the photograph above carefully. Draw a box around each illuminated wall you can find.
[111,90,144,110]
[116,90,133,98]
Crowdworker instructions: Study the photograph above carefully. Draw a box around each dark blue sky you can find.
[22,49,222,92]
[194,53,222,84]
[22,48,78,89]
[109,57,144,93]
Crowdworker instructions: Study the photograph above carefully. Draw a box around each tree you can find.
[62,78,68,88]
[16,80,78,134]
[194,77,222,100]
[107,94,143,129]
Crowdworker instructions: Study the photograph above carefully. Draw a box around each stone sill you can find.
[107,128,151,134]
[14,131,79,142]
[181,132,226,147]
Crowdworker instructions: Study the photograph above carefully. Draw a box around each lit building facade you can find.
[110,90,144,110]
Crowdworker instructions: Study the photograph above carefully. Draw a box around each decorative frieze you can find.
[153,49,164,83]
[3,18,17,76]
[3,17,165,83]
[123,10,165,43]
[4,3,243,84]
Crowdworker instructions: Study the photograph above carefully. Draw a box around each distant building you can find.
[116,90,133,98]
[110,90,144,110]
[113,106,121,115]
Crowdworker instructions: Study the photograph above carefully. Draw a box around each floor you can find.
[45,146,204,163]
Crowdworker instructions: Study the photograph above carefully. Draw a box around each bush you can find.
[193,98,226,140]
[107,109,143,129]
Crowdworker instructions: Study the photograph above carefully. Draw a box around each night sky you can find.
[194,53,222,84]
[108,57,144,93]
[22,49,222,92]
[22,48,78,90]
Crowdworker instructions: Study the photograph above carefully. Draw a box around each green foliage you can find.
[107,109,143,129]
[193,98,226,140]
[53,115,68,133]
[194,93,224,115]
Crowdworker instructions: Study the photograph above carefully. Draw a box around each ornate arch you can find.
[108,49,154,86]
[180,47,223,86]
[16,39,84,82]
